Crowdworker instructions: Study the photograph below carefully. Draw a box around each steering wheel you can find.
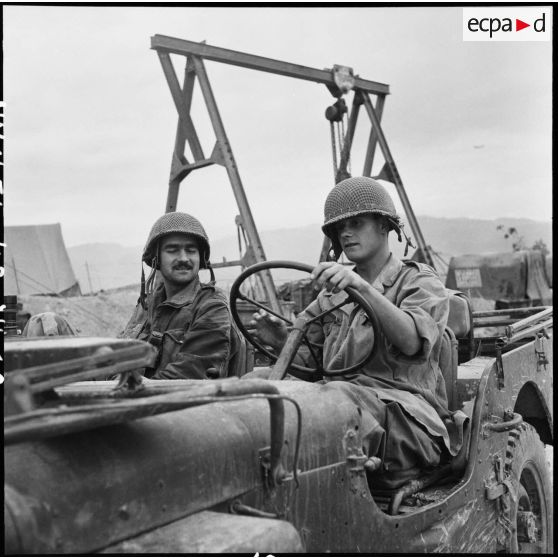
[229,260,381,380]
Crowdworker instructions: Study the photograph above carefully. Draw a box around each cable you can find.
[343,111,351,175]
[329,121,338,180]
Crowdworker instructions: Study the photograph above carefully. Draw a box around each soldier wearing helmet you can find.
[121,212,232,380]
[251,177,464,488]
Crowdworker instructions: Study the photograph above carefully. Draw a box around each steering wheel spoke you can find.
[301,333,324,372]
[230,260,380,381]
[237,292,293,326]
[304,295,352,325]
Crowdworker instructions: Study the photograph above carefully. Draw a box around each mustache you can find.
[172,263,194,270]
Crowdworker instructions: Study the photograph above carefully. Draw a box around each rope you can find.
[329,121,338,180]
[336,120,344,169]
[342,112,351,175]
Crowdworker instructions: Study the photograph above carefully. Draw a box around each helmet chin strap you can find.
[145,257,158,296]
[138,258,157,310]
[139,242,159,309]
[400,227,416,257]
[139,264,147,310]
[385,216,415,257]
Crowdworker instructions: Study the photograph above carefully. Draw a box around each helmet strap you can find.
[385,217,415,257]
[145,256,158,296]
[402,229,416,257]
[144,240,160,297]
[139,264,147,310]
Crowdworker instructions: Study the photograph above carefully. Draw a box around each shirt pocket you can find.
[322,314,342,338]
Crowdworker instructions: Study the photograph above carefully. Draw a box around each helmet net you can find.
[321,176,403,259]
[142,212,210,268]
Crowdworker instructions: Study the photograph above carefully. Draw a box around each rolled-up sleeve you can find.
[154,296,231,380]
[396,271,449,362]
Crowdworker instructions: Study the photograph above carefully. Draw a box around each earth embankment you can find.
[19,285,140,337]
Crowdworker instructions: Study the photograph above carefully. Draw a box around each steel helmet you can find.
[322,176,403,259]
[142,212,211,269]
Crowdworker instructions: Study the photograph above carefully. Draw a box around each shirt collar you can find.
[154,276,204,308]
[371,253,403,293]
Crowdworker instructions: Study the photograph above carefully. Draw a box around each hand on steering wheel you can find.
[248,310,289,353]
[230,261,380,381]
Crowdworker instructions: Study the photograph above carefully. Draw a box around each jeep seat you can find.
[227,323,252,377]
[440,290,473,411]
[446,290,472,339]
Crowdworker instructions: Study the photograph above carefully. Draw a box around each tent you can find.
[445,249,552,308]
[4,224,82,296]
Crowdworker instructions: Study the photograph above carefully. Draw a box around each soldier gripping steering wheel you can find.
[237,176,466,489]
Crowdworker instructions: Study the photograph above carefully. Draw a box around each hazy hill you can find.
[419,216,551,256]
[69,243,141,293]
[69,216,552,293]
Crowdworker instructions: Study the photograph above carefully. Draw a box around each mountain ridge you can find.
[68,216,552,292]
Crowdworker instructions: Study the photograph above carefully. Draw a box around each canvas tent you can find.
[4,224,81,296]
[445,249,552,308]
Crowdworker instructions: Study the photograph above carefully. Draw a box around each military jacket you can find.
[121,278,231,380]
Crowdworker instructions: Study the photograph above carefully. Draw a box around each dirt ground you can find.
[19,286,140,337]
[18,284,500,338]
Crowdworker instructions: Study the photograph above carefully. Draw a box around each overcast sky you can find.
[3,5,552,249]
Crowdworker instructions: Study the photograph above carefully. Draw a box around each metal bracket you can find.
[344,423,371,495]
[534,330,549,371]
[347,452,368,473]
[485,477,516,501]
[486,454,517,548]
[495,343,505,389]
[113,369,145,393]
[483,410,523,437]
[332,64,355,95]
[485,455,516,502]
[325,65,355,97]
[258,446,276,492]
[4,374,36,415]
[259,444,289,490]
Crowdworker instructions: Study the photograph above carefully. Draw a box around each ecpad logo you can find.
[468,14,545,38]
[463,8,551,42]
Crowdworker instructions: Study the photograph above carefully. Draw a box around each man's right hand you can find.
[247,309,288,353]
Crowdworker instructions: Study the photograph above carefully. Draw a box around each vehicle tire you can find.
[500,423,553,553]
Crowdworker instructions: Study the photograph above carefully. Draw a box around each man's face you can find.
[158,233,201,288]
[335,214,386,263]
